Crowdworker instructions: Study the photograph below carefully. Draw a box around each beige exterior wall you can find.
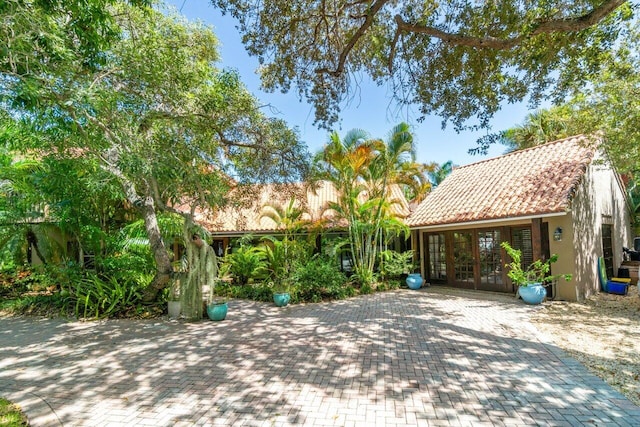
[28,225,72,266]
[546,215,577,300]
[569,158,633,301]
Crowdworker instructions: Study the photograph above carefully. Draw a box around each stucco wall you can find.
[546,215,577,301]
[28,225,71,266]
[570,156,633,301]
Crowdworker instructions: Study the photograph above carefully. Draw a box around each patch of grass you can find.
[0,298,17,312]
[0,397,28,426]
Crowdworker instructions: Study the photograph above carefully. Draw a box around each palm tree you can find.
[259,196,312,282]
[367,123,428,202]
[502,107,573,152]
[426,160,454,188]
[259,196,308,241]
[314,123,423,285]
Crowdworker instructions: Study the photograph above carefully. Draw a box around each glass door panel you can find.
[427,233,447,283]
[478,230,503,291]
[453,232,474,286]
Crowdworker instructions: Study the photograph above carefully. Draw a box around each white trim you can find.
[410,211,569,231]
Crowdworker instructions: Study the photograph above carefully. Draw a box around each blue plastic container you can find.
[607,281,629,295]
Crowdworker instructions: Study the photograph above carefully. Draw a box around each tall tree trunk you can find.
[104,155,173,302]
[139,196,173,302]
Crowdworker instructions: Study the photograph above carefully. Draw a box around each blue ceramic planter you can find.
[406,273,424,290]
[518,283,546,305]
[273,292,291,307]
[207,302,228,321]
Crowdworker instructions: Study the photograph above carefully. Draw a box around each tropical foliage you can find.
[224,244,266,286]
[425,161,455,188]
[0,396,28,427]
[1,2,308,304]
[501,242,571,287]
[379,250,416,280]
[314,123,423,285]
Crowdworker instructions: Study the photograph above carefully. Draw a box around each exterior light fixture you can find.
[553,227,563,241]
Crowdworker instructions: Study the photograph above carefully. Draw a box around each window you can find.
[602,224,614,279]
[511,228,533,270]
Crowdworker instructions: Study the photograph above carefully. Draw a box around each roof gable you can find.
[407,135,597,227]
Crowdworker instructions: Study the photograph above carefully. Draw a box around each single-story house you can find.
[195,180,411,256]
[406,135,633,301]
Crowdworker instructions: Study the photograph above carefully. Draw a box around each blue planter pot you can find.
[406,273,424,290]
[207,302,228,321]
[273,292,290,307]
[518,283,546,305]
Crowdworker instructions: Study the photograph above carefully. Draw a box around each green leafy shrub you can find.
[212,281,273,302]
[0,397,28,426]
[6,292,71,317]
[374,279,403,292]
[70,273,146,319]
[379,250,415,279]
[501,241,572,286]
[259,237,289,282]
[96,251,155,278]
[224,245,266,285]
[259,236,312,282]
[292,256,353,302]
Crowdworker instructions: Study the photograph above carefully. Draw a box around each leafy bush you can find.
[374,279,403,292]
[6,292,70,317]
[212,281,273,302]
[96,251,155,278]
[379,250,415,279]
[224,245,266,285]
[258,237,289,282]
[258,236,313,282]
[70,273,146,319]
[292,256,353,302]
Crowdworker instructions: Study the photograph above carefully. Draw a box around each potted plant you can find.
[406,271,424,290]
[206,279,228,321]
[501,242,571,305]
[271,280,291,307]
[259,236,297,306]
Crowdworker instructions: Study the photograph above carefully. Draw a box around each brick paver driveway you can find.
[2,287,639,426]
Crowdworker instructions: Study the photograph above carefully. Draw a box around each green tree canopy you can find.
[470,21,640,219]
[1,3,309,301]
[212,0,634,129]
[472,20,640,175]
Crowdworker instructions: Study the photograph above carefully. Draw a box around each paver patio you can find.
[1,287,639,426]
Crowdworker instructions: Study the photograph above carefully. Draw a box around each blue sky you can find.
[167,0,539,166]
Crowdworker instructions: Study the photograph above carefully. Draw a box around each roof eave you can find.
[408,210,570,230]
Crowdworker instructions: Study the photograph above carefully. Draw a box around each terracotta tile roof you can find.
[406,135,597,227]
[195,180,410,234]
